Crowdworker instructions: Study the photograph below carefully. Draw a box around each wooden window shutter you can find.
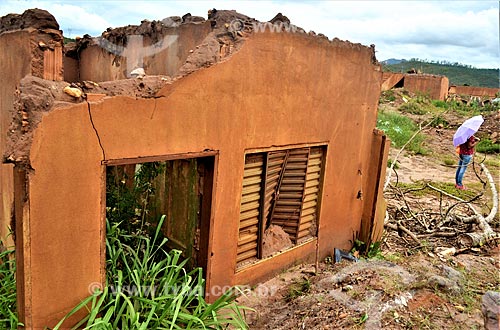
[236,154,264,266]
[265,148,310,243]
[297,147,323,241]
[237,146,324,268]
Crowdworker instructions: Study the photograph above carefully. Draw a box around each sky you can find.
[1,0,499,69]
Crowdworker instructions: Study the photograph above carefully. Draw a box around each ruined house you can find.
[381,71,449,100]
[381,72,500,102]
[0,8,389,329]
[448,85,499,98]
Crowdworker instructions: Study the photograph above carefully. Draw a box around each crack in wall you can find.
[86,101,106,160]
[149,96,167,120]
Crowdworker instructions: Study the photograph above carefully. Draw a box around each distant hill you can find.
[382,58,499,88]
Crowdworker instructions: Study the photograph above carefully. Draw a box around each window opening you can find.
[106,156,214,273]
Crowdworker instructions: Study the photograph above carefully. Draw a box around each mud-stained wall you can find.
[0,27,62,249]
[0,31,30,249]
[399,73,449,100]
[12,30,384,329]
[67,21,212,82]
[449,85,500,98]
[381,72,404,91]
[359,129,390,246]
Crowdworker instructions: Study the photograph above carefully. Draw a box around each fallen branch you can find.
[385,221,421,245]
[481,163,498,224]
[426,183,483,225]
[384,161,498,250]
[455,163,498,247]
[417,232,457,238]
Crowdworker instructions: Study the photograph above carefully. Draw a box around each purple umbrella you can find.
[453,115,484,147]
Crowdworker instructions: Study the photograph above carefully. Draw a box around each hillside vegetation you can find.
[382,59,499,89]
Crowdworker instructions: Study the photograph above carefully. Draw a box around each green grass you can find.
[446,100,483,117]
[477,139,500,154]
[443,157,455,166]
[380,90,396,103]
[394,181,481,200]
[432,100,448,109]
[399,101,428,115]
[387,158,400,169]
[284,277,311,302]
[377,110,428,155]
[0,246,19,330]
[54,215,250,329]
[432,114,450,128]
[1,216,250,330]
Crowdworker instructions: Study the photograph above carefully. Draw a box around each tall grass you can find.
[0,246,19,330]
[377,110,428,155]
[53,215,250,330]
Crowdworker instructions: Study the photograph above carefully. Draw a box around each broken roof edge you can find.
[181,14,381,78]
[2,8,381,165]
[3,75,173,165]
[63,8,379,76]
[0,8,380,82]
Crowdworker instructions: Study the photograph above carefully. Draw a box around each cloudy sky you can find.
[1,0,499,69]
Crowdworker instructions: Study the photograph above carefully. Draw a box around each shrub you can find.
[446,99,482,116]
[476,139,500,154]
[433,115,449,128]
[399,101,428,115]
[380,90,396,103]
[414,92,431,105]
[432,100,448,109]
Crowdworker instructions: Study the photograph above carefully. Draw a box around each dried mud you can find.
[0,8,59,33]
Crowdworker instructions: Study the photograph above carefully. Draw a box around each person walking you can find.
[455,135,479,190]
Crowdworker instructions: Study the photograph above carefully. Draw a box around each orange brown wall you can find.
[0,31,30,249]
[68,22,212,82]
[381,72,404,91]
[449,85,500,98]
[403,74,449,100]
[0,29,62,249]
[17,31,385,329]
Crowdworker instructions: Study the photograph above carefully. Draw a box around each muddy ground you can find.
[238,94,500,329]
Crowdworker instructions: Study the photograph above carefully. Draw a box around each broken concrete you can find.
[381,72,499,102]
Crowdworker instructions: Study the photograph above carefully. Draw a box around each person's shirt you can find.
[459,136,476,155]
